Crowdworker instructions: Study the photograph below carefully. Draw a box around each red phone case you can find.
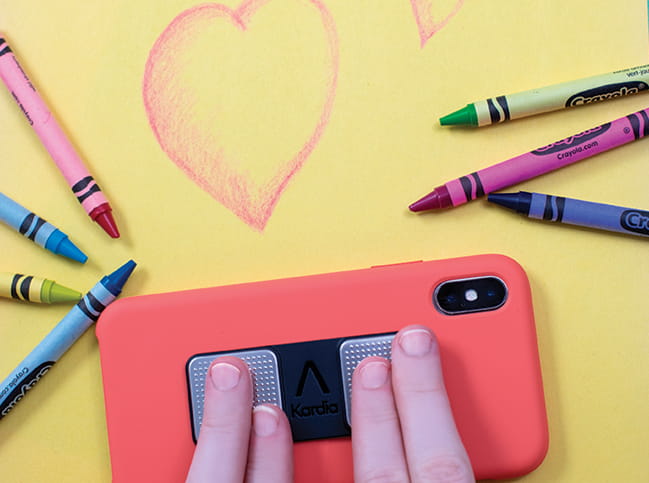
[97,254,548,482]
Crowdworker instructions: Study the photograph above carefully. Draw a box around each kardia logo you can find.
[291,400,339,418]
[291,360,340,419]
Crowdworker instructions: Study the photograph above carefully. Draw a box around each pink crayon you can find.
[410,107,649,211]
[0,34,119,238]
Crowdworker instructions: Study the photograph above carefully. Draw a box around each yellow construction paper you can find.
[0,0,648,481]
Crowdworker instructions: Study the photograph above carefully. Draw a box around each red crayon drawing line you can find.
[410,0,465,47]
[143,0,339,231]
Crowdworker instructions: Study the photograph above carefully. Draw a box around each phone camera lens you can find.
[434,276,507,315]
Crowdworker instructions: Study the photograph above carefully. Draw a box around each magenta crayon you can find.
[410,107,649,211]
[0,34,120,238]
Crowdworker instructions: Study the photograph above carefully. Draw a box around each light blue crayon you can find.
[0,192,87,263]
[0,260,136,419]
[488,191,649,238]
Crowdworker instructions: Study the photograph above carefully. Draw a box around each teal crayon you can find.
[0,192,87,263]
[441,64,649,127]
[0,260,136,419]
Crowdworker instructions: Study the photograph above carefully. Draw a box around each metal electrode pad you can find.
[187,349,281,439]
[338,334,394,425]
[186,333,396,442]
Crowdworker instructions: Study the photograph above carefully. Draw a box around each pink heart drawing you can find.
[143,0,339,231]
[410,0,465,46]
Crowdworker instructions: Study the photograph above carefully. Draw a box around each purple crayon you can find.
[488,191,649,238]
[410,107,649,211]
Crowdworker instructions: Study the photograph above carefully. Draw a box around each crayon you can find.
[409,107,649,212]
[488,191,649,239]
[0,272,82,303]
[440,64,649,127]
[0,260,136,419]
[0,192,87,263]
[0,34,120,238]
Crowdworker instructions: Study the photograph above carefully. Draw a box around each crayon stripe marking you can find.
[470,172,484,198]
[72,176,103,204]
[487,99,501,124]
[459,176,473,202]
[72,176,95,192]
[496,96,510,121]
[10,274,23,300]
[627,113,641,140]
[19,213,35,235]
[555,197,565,223]
[86,292,105,313]
[76,184,101,204]
[0,38,11,57]
[26,217,47,241]
[639,110,649,138]
[543,196,554,221]
[76,293,106,322]
[19,276,33,301]
[19,213,47,240]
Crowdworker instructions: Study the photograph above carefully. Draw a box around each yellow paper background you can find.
[0,0,648,481]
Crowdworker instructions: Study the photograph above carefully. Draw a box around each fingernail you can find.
[359,360,389,389]
[253,405,280,437]
[210,362,241,391]
[399,328,433,357]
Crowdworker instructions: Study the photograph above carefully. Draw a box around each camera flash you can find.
[464,288,479,302]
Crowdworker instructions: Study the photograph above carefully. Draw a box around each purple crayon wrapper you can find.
[528,193,649,237]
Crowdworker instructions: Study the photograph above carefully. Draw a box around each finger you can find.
[391,325,475,483]
[186,356,253,483]
[245,404,294,483]
[351,357,409,483]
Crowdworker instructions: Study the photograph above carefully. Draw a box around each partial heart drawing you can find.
[143,0,339,231]
[410,0,465,46]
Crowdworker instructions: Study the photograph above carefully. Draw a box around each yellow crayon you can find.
[0,272,82,304]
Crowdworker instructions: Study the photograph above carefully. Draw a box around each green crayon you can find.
[0,272,82,304]
[441,64,649,127]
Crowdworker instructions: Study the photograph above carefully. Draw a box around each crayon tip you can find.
[409,186,452,212]
[487,193,518,210]
[57,237,89,263]
[91,204,120,238]
[409,194,439,212]
[439,104,478,127]
[102,260,137,296]
[42,280,83,304]
[487,192,532,214]
[95,211,120,238]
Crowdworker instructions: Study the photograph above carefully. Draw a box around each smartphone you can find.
[97,254,548,482]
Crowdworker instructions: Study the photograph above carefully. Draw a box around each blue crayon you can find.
[488,191,649,238]
[0,260,136,419]
[0,192,87,263]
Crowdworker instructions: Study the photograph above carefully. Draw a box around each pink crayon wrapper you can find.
[446,109,648,205]
[0,36,108,214]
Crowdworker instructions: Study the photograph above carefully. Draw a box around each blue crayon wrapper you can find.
[529,194,649,237]
[0,281,116,418]
[0,192,56,246]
